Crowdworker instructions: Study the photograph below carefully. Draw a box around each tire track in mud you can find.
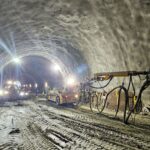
[26,123,60,150]
[0,106,60,150]
[29,105,107,149]
[42,108,149,150]
[29,103,150,150]
[16,113,61,150]
[1,101,149,150]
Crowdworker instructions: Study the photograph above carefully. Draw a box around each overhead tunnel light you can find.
[52,64,61,72]
[12,57,21,64]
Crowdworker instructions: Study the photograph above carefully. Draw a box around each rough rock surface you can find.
[0,0,150,71]
[0,0,150,101]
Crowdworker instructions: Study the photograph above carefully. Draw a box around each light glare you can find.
[75,94,79,98]
[7,80,13,85]
[35,83,38,88]
[0,90,3,96]
[45,82,48,88]
[13,57,21,64]
[52,64,61,72]
[66,77,76,86]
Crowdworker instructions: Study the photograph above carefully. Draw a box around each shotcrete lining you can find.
[0,0,150,75]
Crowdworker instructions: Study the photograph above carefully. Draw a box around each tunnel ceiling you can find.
[0,0,150,77]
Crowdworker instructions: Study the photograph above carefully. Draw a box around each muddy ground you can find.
[0,98,150,150]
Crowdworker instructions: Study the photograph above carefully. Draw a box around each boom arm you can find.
[93,71,150,81]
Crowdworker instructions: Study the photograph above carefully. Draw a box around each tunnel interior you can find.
[0,1,150,149]
[0,0,150,102]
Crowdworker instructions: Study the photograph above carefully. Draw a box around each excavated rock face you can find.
[0,0,150,72]
[0,0,150,100]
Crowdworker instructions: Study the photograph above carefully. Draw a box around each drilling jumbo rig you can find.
[79,70,150,124]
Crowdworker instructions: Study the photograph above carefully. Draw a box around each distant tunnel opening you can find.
[0,53,90,92]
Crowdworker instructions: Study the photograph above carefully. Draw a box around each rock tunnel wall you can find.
[0,0,150,104]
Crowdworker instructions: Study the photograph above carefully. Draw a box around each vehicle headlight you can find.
[0,90,4,96]
[0,90,9,96]
[25,92,29,96]
[20,92,25,96]
[75,94,79,98]
[4,91,9,95]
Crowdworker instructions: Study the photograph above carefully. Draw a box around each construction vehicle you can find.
[0,81,30,101]
[84,70,150,124]
[46,87,79,105]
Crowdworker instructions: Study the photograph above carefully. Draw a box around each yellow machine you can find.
[46,88,79,105]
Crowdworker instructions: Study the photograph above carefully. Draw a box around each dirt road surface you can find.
[0,98,150,150]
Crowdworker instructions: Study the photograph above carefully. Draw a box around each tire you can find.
[56,96,60,105]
